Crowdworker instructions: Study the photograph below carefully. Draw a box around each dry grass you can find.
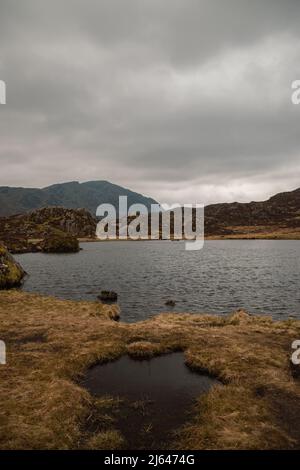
[0,291,300,449]
[206,226,300,240]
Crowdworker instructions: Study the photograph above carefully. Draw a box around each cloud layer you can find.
[0,0,299,204]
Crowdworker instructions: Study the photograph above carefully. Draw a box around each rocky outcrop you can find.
[0,207,97,252]
[117,187,300,239]
[0,206,97,238]
[0,243,25,289]
[40,231,80,253]
[165,300,176,307]
[24,207,97,237]
[204,187,300,237]
[98,291,118,302]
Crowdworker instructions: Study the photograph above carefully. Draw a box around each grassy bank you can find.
[0,290,300,449]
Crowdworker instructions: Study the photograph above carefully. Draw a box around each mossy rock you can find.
[98,290,118,302]
[40,231,80,253]
[0,243,26,289]
[165,299,176,307]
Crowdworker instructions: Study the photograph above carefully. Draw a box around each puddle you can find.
[82,352,219,449]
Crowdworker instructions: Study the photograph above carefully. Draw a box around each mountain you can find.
[0,180,159,216]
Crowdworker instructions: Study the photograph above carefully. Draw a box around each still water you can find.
[16,240,300,322]
[82,352,218,449]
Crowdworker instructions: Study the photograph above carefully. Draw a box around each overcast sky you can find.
[0,0,300,205]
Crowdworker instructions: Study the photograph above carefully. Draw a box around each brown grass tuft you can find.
[1,291,300,449]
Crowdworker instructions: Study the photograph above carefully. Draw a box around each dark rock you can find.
[290,360,300,380]
[165,300,176,307]
[98,290,118,302]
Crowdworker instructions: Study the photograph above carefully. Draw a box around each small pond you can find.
[82,352,219,449]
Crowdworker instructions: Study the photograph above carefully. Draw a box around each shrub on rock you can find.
[40,231,80,253]
[98,290,118,302]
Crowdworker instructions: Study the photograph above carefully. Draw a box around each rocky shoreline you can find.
[4,230,300,255]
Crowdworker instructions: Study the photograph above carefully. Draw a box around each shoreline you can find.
[3,232,299,255]
[78,229,300,243]
[1,290,300,449]
[78,234,300,242]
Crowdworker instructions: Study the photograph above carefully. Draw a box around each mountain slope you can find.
[0,180,159,216]
[205,187,300,238]
[114,187,300,240]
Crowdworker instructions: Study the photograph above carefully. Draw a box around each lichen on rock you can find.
[0,243,26,289]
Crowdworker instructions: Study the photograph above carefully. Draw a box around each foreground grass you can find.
[0,290,300,449]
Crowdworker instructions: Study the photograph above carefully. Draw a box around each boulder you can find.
[165,300,176,307]
[0,243,26,289]
[98,290,118,302]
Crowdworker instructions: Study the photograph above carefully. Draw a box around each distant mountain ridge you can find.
[0,180,159,216]
[0,185,299,249]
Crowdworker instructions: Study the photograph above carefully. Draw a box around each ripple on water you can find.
[15,240,300,322]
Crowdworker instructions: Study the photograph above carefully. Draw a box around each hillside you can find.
[205,187,300,238]
[118,187,300,240]
[0,187,299,251]
[0,180,159,216]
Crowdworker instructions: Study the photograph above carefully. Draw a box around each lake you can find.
[15,240,300,322]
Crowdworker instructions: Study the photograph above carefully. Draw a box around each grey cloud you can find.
[0,0,300,204]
